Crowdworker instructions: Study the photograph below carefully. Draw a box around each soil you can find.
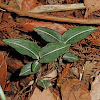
[0,0,100,100]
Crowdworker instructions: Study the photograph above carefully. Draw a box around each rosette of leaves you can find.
[3,26,97,89]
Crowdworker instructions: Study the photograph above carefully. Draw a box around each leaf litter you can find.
[0,0,100,100]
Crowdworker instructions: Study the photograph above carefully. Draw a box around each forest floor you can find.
[0,0,100,100]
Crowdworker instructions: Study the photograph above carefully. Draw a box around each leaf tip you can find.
[19,72,22,76]
[3,39,7,43]
[33,28,36,30]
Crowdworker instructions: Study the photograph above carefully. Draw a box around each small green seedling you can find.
[3,26,97,89]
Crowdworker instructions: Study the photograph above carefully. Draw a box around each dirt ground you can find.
[0,0,100,100]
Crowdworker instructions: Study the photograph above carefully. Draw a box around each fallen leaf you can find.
[30,87,56,100]
[16,0,23,9]
[0,52,7,90]
[57,64,70,87]
[90,74,100,100]
[61,79,91,100]
[22,0,42,11]
[83,61,96,80]
[43,70,57,80]
[0,11,3,23]
[6,57,24,73]
[83,61,99,87]
[0,40,7,46]
[70,67,79,78]
[8,0,20,9]
[84,0,100,17]
[17,21,67,34]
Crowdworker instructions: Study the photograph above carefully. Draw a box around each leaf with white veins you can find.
[63,52,79,62]
[19,62,36,76]
[32,60,40,72]
[37,80,52,89]
[3,38,40,59]
[39,42,71,63]
[62,26,97,44]
[34,27,62,43]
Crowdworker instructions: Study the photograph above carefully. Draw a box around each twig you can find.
[12,84,32,100]
[29,3,85,13]
[0,3,100,24]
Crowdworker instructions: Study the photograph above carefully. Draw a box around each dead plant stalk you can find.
[0,3,100,24]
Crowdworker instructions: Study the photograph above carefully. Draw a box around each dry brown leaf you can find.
[83,61,96,80]
[90,74,100,100]
[43,69,57,80]
[70,67,79,78]
[84,0,100,17]
[82,61,100,88]
[30,87,56,100]
[0,52,7,90]
[17,21,67,34]
[0,40,7,46]
[22,0,42,11]
[8,0,20,9]
[57,64,70,87]
[0,11,3,23]
[61,79,91,100]
[6,57,24,73]
[16,0,23,9]
[82,61,96,88]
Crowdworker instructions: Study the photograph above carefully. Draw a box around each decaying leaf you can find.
[83,61,96,80]
[57,64,70,87]
[61,79,91,100]
[29,87,56,100]
[0,52,7,90]
[70,67,79,78]
[90,74,100,100]
[82,61,99,87]
[22,0,42,11]
[84,0,100,17]
[6,57,24,73]
[16,0,23,9]
[17,21,67,34]
[43,69,57,80]
[8,0,20,9]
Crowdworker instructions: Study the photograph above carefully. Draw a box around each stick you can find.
[29,3,85,13]
[0,3,100,25]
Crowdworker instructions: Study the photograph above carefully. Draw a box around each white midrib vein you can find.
[20,68,31,76]
[7,41,39,59]
[41,80,46,89]
[40,45,67,58]
[64,55,77,59]
[20,62,38,76]
[64,28,95,44]
[36,29,61,42]
[32,61,38,71]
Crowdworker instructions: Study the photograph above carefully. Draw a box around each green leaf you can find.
[32,60,40,72]
[19,62,39,76]
[34,27,62,43]
[62,26,98,44]
[0,85,6,100]
[39,42,71,63]
[63,52,79,62]
[3,38,40,59]
[37,80,52,89]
